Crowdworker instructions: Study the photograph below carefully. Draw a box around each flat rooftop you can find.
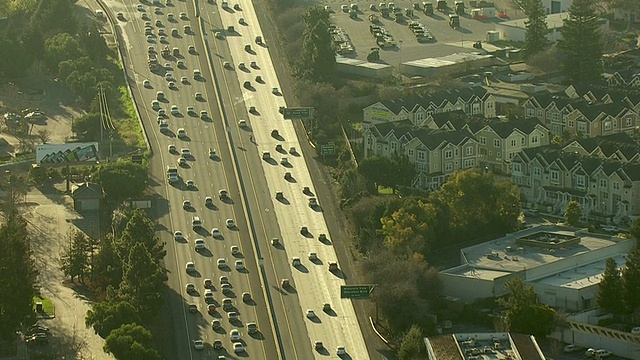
[443,225,625,280]
[427,332,544,360]
[534,253,627,289]
[403,53,493,69]
[500,12,570,29]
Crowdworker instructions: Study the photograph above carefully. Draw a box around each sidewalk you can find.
[20,188,113,360]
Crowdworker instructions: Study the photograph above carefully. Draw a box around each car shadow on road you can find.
[330,269,347,280]
[198,249,214,257]
[276,197,290,205]
[294,265,309,273]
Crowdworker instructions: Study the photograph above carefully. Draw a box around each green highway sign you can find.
[320,144,335,156]
[340,285,372,299]
[283,107,313,120]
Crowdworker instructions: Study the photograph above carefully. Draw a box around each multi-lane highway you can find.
[110,0,371,358]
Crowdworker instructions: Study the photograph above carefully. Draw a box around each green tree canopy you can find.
[86,301,142,338]
[597,257,624,313]
[92,160,148,203]
[103,323,161,360]
[299,6,335,82]
[622,244,640,312]
[499,278,555,337]
[44,33,84,71]
[117,243,167,321]
[397,325,426,360]
[0,214,37,339]
[564,200,582,226]
[559,0,604,84]
[522,0,549,59]
[59,229,91,283]
[117,209,166,262]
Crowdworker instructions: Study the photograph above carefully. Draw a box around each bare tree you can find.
[35,128,51,144]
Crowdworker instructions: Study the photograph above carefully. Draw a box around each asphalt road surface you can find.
[110,0,372,358]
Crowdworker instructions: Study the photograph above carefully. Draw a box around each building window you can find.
[417,150,426,162]
[444,150,453,159]
[626,118,633,127]
[550,170,559,184]
[533,167,541,178]
[513,163,522,173]
[578,122,587,133]
[531,135,539,144]
[526,108,535,117]
[416,112,425,122]
[600,179,607,188]
[480,136,486,145]
[445,163,453,171]
[463,159,475,168]
[408,149,414,156]
[576,175,585,188]
[465,146,473,155]
[537,109,544,118]
[521,137,525,145]
[604,121,612,130]
[613,181,620,190]
[416,163,427,172]
[568,120,574,127]
[391,142,397,152]
[510,139,517,147]
[494,139,500,147]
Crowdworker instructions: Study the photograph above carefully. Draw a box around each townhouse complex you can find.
[361,83,640,219]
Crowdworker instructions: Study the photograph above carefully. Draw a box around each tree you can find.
[397,325,426,360]
[117,209,166,261]
[90,234,122,300]
[597,258,624,313]
[522,0,549,60]
[0,214,37,339]
[72,112,101,141]
[564,201,582,226]
[558,0,604,85]
[44,33,84,71]
[86,301,142,338]
[622,244,640,312]
[299,6,335,82]
[103,323,161,360]
[92,160,148,203]
[59,229,91,283]
[35,128,51,144]
[117,243,167,320]
[499,278,555,337]
[359,156,395,191]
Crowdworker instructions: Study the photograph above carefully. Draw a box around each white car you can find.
[306,309,315,318]
[564,344,582,353]
[195,92,203,100]
[309,252,318,261]
[158,28,166,36]
[204,289,214,302]
[200,110,208,119]
[230,329,240,341]
[336,346,346,355]
[219,276,229,285]
[174,230,183,241]
[194,238,205,250]
[158,109,166,117]
[231,245,239,255]
[154,7,162,14]
[238,119,246,127]
[177,128,186,138]
[186,180,195,188]
[167,144,176,153]
[137,4,145,11]
[217,258,227,268]
[167,80,175,88]
[185,262,195,272]
[209,149,217,158]
[171,105,179,115]
[203,278,212,288]
[146,35,154,42]
[233,342,244,353]
[143,79,151,88]
[185,283,196,293]
[226,219,235,228]
[186,106,195,115]
[602,225,620,233]
[181,76,188,84]
[180,12,187,19]
[177,60,185,68]
[193,339,204,350]
[155,19,162,26]
[211,228,221,237]
[235,260,244,270]
[182,200,191,209]
[167,13,175,21]
[188,45,196,53]
[181,148,191,157]
[292,257,301,266]
[178,157,187,166]
[164,72,174,81]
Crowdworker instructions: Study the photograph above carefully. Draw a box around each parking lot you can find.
[324,0,518,66]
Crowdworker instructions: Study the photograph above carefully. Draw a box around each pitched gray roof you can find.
[379,88,488,114]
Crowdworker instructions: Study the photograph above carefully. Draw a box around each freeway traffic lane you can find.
[212,0,370,358]
[115,0,279,358]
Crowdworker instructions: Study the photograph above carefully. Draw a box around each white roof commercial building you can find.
[494,12,609,43]
[440,225,636,311]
